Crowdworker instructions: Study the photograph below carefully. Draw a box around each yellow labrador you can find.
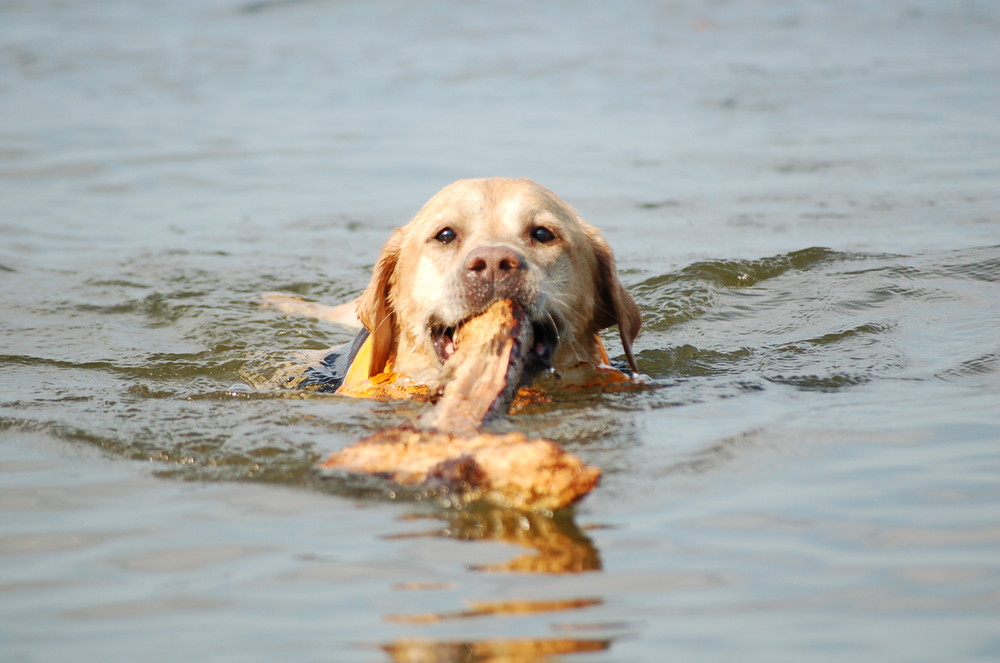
[267,177,640,394]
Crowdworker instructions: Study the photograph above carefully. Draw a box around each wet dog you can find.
[266,177,640,394]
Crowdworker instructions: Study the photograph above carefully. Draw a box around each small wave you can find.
[793,322,894,347]
[0,353,118,372]
[635,246,841,291]
[764,372,872,392]
[627,244,1000,406]
[0,350,248,387]
[937,351,1000,382]
[930,245,1000,283]
[74,291,202,325]
[636,345,753,378]
[635,318,897,395]
[632,247,845,332]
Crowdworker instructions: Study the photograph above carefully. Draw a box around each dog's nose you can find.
[465,246,524,282]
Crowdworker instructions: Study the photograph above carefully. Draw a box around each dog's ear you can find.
[356,228,404,377]
[590,231,642,375]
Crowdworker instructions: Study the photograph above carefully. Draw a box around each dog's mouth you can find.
[430,316,559,370]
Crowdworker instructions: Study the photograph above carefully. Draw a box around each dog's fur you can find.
[267,177,640,389]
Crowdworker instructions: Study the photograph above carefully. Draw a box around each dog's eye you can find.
[530,226,556,243]
[434,227,457,244]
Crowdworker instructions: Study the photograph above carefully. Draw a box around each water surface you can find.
[2,1,999,661]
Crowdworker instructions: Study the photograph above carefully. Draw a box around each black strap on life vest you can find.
[285,327,370,393]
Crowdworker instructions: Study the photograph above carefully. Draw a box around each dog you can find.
[266,177,641,396]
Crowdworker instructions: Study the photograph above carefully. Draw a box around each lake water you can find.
[2,1,999,661]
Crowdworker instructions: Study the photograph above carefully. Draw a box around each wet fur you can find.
[355,177,640,382]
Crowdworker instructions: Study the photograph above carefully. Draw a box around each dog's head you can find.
[355,178,640,382]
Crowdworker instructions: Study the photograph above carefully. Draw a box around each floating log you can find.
[319,300,601,510]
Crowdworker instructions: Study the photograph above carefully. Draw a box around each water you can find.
[2,0,999,661]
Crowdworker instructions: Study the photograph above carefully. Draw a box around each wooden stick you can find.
[320,300,601,510]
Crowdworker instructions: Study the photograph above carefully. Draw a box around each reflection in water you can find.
[386,598,602,624]
[381,636,611,663]
[380,507,611,661]
[386,505,602,574]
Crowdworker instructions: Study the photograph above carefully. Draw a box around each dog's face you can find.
[356,178,640,382]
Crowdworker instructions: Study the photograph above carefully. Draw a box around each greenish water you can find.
[2,1,999,661]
